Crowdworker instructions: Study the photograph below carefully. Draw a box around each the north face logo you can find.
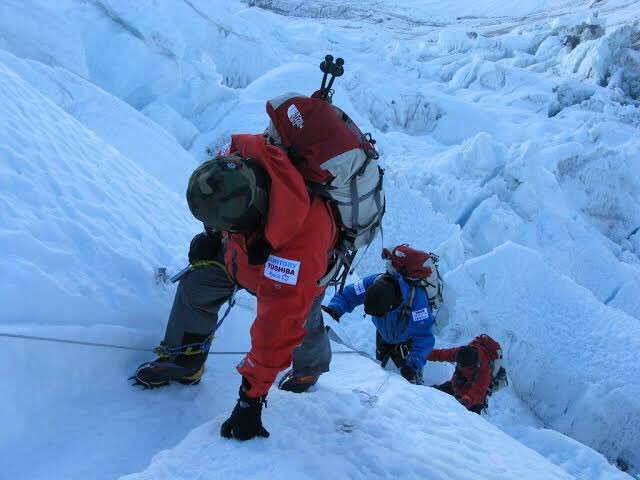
[287,104,304,129]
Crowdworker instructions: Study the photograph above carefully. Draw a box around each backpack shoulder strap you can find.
[411,279,430,306]
[402,284,417,318]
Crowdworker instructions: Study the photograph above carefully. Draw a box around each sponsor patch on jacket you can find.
[264,255,301,285]
[354,280,366,296]
[412,308,430,322]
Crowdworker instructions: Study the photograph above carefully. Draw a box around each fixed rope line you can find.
[0,332,154,352]
[0,332,361,355]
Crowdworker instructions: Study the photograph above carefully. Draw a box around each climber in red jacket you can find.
[428,336,503,414]
[131,133,337,440]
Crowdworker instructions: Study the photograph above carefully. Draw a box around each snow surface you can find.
[1,0,639,478]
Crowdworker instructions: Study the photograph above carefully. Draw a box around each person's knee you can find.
[177,271,206,309]
[178,267,232,310]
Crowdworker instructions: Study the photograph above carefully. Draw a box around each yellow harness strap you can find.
[190,260,233,282]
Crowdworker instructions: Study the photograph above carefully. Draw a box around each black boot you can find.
[130,355,206,388]
[220,379,270,440]
[277,369,319,393]
[130,333,211,389]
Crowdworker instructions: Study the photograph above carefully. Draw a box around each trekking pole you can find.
[324,57,344,99]
[320,54,334,92]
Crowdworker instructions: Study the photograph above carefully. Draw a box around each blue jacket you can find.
[327,272,435,371]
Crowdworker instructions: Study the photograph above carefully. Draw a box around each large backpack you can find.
[265,55,385,289]
[382,244,444,311]
[469,334,508,395]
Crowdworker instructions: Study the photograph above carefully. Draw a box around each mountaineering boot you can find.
[277,369,319,393]
[130,357,205,388]
[130,332,211,389]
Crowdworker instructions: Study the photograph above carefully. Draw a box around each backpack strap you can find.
[402,285,417,319]
[350,173,360,231]
[317,247,357,292]
[326,167,384,226]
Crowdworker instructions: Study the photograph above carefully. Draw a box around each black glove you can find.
[400,365,423,385]
[220,383,270,441]
[188,231,222,264]
[321,305,341,322]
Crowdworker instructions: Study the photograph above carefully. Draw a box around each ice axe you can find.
[154,265,192,285]
[169,265,193,283]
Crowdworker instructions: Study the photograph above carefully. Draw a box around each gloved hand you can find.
[188,231,222,264]
[220,383,270,441]
[400,365,423,385]
[321,305,341,322]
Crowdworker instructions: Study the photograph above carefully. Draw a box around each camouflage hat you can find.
[186,155,270,232]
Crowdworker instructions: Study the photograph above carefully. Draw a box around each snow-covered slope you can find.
[120,354,575,480]
[0,49,197,192]
[0,60,197,329]
[1,0,639,478]
[444,242,640,465]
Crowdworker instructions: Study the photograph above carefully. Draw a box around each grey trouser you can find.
[163,263,331,377]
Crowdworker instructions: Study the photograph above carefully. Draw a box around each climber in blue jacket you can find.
[323,272,435,385]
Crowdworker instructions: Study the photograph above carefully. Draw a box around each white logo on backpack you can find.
[354,280,366,296]
[287,104,304,129]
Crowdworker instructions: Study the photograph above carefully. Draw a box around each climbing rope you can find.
[0,332,361,355]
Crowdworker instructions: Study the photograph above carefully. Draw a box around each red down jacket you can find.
[428,346,493,408]
[224,134,337,398]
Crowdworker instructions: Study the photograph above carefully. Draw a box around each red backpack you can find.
[265,55,385,290]
[382,244,444,310]
[470,334,508,395]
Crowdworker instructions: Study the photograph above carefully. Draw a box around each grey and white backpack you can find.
[265,55,385,289]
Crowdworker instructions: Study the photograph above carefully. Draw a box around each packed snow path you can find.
[1,0,639,478]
